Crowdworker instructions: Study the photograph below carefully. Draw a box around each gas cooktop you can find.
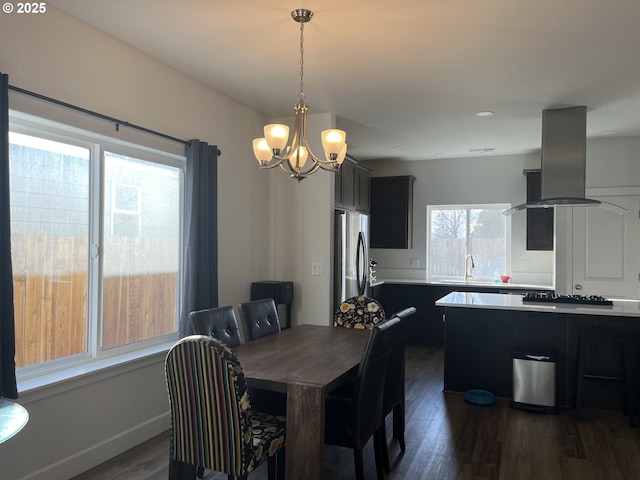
[522,292,613,306]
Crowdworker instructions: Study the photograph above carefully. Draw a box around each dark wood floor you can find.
[72,346,640,480]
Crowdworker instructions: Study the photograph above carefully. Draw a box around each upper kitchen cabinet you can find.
[335,158,370,213]
[525,169,554,250]
[370,175,416,249]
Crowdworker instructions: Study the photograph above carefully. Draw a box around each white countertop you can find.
[381,278,553,290]
[435,291,640,317]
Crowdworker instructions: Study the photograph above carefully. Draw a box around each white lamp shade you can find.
[290,146,308,169]
[253,138,272,163]
[321,129,347,157]
[264,124,290,152]
[335,143,347,164]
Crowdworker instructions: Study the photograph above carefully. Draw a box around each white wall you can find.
[0,7,330,479]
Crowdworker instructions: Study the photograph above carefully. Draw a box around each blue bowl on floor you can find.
[464,389,496,406]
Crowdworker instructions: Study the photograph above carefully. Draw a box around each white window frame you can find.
[427,203,511,283]
[9,110,185,385]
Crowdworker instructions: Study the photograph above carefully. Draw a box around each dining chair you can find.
[324,316,402,480]
[189,305,243,347]
[165,335,286,480]
[238,298,281,341]
[188,306,244,479]
[237,298,288,417]
[334,295,386,329]
[379,307,416,474]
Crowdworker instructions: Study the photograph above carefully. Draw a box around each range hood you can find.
[504,106,628,215]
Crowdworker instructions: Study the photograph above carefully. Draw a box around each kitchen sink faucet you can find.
[465,255,475,281]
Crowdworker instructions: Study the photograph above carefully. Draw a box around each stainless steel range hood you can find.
[504,106,628,215]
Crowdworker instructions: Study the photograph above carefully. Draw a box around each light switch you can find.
[311,262,323,275]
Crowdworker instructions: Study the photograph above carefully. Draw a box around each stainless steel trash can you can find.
[512,350,556,413]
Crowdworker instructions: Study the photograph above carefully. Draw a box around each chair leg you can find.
[353,448,366,480]
[196,466,204,478]
[276,447,286,480]
[392,402,406,453]
[374,427,388,478]
[379,422,391,474]
[169,459,196,480]
[267,454,276,480]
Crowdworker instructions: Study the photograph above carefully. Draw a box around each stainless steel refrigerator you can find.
[334,210,369,312]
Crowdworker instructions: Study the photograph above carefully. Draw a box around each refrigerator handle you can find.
[357,232,366,295]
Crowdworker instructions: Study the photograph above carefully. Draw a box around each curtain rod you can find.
[9,83,190,146]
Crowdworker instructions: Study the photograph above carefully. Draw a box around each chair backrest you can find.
[334,295,386,329]
[165,335,256,476]
[238,298,281,342]
[383,307,416,414]
[390,306,417,321]
[189,306,243,347]
[352,316,402,446]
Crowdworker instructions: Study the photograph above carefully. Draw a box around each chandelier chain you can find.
[298,20,305,101]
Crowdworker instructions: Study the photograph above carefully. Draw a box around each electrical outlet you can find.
[311,262,323,275]
[410,257,420,268]
[519,259,529,269]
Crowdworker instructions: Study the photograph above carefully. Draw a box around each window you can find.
[9,112,184,378]
[427,204,510,282]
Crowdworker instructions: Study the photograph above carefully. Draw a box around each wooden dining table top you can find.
[233,324,371,393]
[232,324,372,480]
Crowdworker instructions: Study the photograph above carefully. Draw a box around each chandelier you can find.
[252,9,347,182]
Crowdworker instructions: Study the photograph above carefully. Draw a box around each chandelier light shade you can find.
[252,8,347,182]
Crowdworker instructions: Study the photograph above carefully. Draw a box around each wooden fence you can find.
[12,233,177,368]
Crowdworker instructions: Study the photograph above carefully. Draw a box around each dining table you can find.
[232,324,371,480]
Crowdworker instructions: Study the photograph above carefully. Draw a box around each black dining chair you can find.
[237,298,287,416]
[165,335,286,480]
[189,305,243,347]
[324,316,403,480]
[379,307,416,473]
[238,298,281,341]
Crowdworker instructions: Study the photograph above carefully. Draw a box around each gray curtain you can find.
[0,73,18,399]
[179,140,219,337]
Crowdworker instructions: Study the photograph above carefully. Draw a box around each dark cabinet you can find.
[377,283,429,345]
[370,176,415,249]
[444,307,567,401]
[356,168,370,213]
[335,160,370,213]
[378,282,551,347]
[525,170,554,251]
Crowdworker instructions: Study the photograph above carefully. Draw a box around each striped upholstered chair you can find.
[165,335,286,480]
[334,295,386,329]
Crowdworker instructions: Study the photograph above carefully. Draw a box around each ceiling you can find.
[47,0,640,162]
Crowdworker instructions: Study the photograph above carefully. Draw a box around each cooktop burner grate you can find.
[522,292,613,306]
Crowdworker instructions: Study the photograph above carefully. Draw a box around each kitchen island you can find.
[436,291,640,410]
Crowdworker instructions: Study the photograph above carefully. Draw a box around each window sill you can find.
[17,341,175,402]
